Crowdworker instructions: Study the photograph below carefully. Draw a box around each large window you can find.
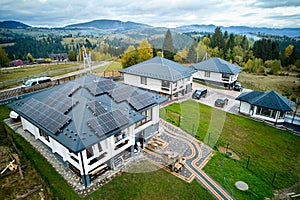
[256,107,276,119]
[205,71,210,77]
[136,109,152,127]
[141,77,147,85]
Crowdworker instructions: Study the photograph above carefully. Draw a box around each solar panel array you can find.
[59,82,81,96]
[86,79,116,96]
[45,92,78,114]
[18,98,71,134]
[129,93,156,110]
[87,101,107,116]
[110,85,138,102]
[87,110,129,137]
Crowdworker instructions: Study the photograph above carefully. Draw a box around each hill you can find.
[64,19,152,33]
[174,24,300,38]
[0,21,30,29]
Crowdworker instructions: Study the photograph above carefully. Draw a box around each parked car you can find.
[192,88,207,99]
[22,77,52,87]
[215,97,229,108]
[233,82,243,91]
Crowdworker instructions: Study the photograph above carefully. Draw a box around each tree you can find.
[187,40,197,63]
[121,45,137,68]
[285,45,294,57]
[174,47,188,63]
[196,41,208,62]
[0,46,9,67]
[162,29,176,60]
[137,39,153,62]
[68,50,77,61]
[27,53,35,63]
[211,27,224,49]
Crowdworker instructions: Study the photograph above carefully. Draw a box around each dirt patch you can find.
[217,146,240,160]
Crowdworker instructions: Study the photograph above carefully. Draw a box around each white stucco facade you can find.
[193,70,238,84]
[123,74,192,98]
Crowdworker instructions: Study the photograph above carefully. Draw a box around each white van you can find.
[22,77,52,87]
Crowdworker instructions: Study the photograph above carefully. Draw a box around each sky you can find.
[1,0,300,28]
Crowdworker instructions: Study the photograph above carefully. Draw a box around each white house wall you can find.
[123,74,191,96]
[193,71,238,84]
[21,117,40,139]
[239,102,251,114]
[193,71,221,82]
[123,74,163,93]
[20,117,84,173]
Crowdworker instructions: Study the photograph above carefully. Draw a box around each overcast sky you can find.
[1,0,300,28]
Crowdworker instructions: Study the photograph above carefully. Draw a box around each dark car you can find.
[233,82,243,91]
[192,88,207,99]
[215,98,229,108]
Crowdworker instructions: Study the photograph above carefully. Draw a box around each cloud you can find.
[252,0,300,8]
[0,0,299,28]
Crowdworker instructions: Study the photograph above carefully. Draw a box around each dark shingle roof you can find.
[119,56,196,82]
[8,74,167,153]
[236,90,294,111]
[192,57,241,75]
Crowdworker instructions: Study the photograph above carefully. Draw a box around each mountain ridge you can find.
[0,19,299,37]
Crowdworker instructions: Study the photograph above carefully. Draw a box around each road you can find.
[0,61,112,92]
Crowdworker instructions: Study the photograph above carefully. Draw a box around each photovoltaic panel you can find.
[87,110,129,137]
[18,98,71,134]
[58,82,81,96]
[45,92,78,114]
[110,85,138,102]
[86,79,116,96]
[87,101,107,116]
[129,93,156,110]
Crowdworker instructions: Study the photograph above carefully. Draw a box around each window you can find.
[256,107,276,119]
[279,111,285,119]
[205,71,210,77]
[162,80,170,88]
[39,130,49,142]
[86,146,94,159]
[141,77,147,85]
[136,109,152,127]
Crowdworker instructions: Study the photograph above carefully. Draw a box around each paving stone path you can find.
[144,119,234,200]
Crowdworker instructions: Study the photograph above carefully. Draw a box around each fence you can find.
[0,71,123,103]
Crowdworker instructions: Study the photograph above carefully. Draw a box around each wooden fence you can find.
[0,72,122,102]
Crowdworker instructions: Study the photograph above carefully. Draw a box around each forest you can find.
[0,27,299,77]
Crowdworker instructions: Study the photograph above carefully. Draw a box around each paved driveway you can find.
[192,83,251,114]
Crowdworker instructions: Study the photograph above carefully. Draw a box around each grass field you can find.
[93,61,122,73]
[160,100,300,199]
[238,72,300,99]
[0,63,82,89]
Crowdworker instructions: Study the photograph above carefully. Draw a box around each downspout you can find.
[80,151,87,188]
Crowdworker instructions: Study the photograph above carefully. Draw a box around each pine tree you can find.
[187,40,197,63]
[162,29,176,60]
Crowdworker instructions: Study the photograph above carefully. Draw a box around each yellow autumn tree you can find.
[137,39,153,62]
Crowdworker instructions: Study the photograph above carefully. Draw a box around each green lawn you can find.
[93,61,122,73]
[160,100,300,199]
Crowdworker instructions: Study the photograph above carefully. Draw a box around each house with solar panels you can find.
[191,57,241,88]
[8,74,167,187]
[236,90,294,123]
[119,56,196,99]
